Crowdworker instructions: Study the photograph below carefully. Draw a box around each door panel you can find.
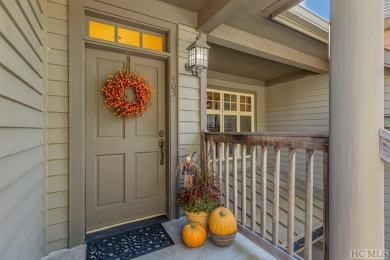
[86,49,166,231]
[135,152,159,199]
[97,154,125,206]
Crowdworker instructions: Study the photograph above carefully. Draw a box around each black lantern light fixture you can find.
[185,32,211,77]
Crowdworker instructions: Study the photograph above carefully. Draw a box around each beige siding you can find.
[0,0,44,259]
[266,74,329,189]
[46,0,69,252]
[266,74,390,250]
[178,25,202,156]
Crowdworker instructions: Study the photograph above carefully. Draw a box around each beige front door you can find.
[85,48,166,231]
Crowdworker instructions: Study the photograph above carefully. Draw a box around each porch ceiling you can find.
[224,9,328,59]
[159,0,328,60]
[209,43,304,81]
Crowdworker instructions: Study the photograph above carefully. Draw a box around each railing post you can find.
[272,147,280,245]
[241,145,247,227]
[287,148,296,255]
[304,149,314,260]
[251,145,257,231]
[261,146,267,238]
[206,139,211,170]
[323,150,329,260]
[218,143,224,181]
[225,144,230,209]
[211,138,216,175]
[233,144,238,218]
[202,131,207,169]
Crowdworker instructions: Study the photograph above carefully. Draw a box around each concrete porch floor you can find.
[42,217,276,260]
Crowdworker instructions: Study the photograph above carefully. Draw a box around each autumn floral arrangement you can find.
[176,150,224,214]
[101,69,154,119]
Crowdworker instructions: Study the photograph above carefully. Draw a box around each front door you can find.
[85,48,166,231]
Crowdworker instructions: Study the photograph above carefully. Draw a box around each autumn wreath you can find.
[102,69,154,119]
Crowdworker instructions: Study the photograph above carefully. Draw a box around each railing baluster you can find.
[206,139,211,169]
[241,145,247,227]
[225,144,230,209]
[233,144,238,218]
[202,132,207,169]
[211,138,216,175]
[323,150,330,260]
[218,142,224,182]
[287,148,296,255]
[272,147,280,245]
[251,145,257,231]
[304,149,314,260]
[261,146,267,238]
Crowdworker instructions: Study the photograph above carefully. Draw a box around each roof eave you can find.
[273,5,329,44]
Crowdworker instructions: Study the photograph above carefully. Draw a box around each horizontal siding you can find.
[266,74,329,190]
[0,0,44,258]
[267,74,390,250]
[178,25,201,157]
[46,0,69,252]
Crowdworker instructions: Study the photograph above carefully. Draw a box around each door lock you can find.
[159,130,164,137]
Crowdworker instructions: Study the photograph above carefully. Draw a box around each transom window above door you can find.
[87,19,166,52]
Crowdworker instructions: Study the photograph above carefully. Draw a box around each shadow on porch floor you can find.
[42,217,276,260]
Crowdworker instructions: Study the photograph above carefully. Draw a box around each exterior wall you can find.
[266,74,390,250]
[45,3,195,251]
[0,0,45,259]
[46,0,69,252]
[266,74,329,189]
[178,24,202,157]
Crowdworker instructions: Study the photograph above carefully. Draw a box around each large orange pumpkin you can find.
[208,207,237,235]
[182,222,207,248]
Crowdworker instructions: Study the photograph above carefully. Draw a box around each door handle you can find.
[159,139,165,165]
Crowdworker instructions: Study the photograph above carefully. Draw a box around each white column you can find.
[330,0,384,259]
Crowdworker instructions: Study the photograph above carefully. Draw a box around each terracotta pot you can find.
[185,211,209,230]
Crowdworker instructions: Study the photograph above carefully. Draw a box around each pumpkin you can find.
[208,207,237,235]
[182,222,207,248]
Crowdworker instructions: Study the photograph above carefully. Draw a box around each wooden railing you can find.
[203,132,329,260]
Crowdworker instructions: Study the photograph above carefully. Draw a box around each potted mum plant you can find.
[176,150,224,230]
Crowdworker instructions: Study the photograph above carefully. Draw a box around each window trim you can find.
[207,89,255,133]
[207,89,255,160]
[85,16,167,52]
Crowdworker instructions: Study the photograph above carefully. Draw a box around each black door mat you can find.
[87,223,175,259]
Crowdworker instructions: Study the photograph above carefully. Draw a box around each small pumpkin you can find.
[208,207,237,235]
[182,222,207,248]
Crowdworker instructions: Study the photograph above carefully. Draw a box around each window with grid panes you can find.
[207,89,254,158]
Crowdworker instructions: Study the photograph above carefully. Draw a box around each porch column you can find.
[330,0,384,259]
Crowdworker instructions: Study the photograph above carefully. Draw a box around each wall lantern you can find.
[185,32,211,77]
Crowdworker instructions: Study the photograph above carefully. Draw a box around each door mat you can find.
[87,223,174,259]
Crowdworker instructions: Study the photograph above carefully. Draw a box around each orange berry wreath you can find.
[102,69,154,119]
